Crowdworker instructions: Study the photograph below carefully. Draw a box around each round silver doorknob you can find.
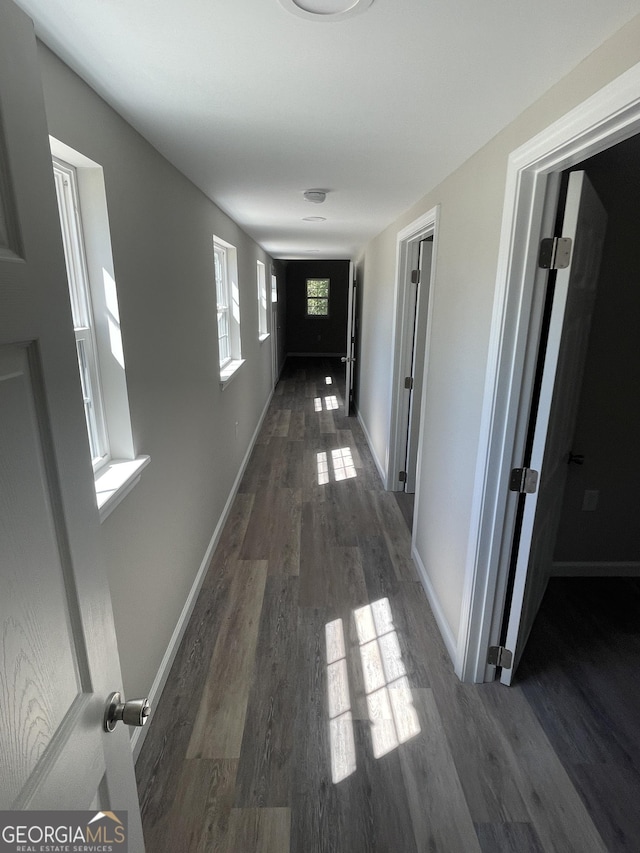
[104,691,151,732]
[341,357,347,362]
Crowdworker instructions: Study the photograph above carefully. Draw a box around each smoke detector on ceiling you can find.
[280,0,373,21]
[304,189,327,204]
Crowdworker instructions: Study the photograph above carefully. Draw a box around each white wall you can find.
[37,44,274,699]
[355,13,640,646]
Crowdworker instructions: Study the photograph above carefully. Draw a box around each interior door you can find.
[0,1,144,843]
[343,261,357,415]
[500,171,607,684]
[404,238,432,493]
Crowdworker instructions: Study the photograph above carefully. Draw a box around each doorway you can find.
[388,207,438,530]
[498,134,640,681]
[456,61,640,684]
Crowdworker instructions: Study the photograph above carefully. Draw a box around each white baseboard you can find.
[550,560,640,577]
[131,389,274,761]
[355,407,386,486]
[411,544,458,665]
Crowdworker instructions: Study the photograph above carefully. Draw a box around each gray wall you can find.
[37,44,275,699]
[355,13,640,645]
[554,139,640,563]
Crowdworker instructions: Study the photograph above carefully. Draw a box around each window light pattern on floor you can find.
[313,395,339,411]
[326,618,357,784]
[354,598,421,759]
[316,448,357,485]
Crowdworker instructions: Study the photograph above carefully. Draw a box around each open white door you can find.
[343,261,356,415]
[0,1,144,845]
[500,171,607,684]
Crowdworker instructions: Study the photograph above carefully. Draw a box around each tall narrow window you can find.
[53,159,108,467]
[271,272,278,303]
[214,242,231,365]
[213,235,243,383]
[257,260,268,339]
[50,140,148,521]
[306,278,330,317]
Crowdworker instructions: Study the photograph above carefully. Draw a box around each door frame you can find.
[457,60,640,683]
[388,205,439,491]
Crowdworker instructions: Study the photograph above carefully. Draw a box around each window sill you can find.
[220,358,245,389]
[259,333,270,344]
[95,455,151,522]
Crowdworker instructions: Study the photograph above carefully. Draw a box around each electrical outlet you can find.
[582,489,599,512]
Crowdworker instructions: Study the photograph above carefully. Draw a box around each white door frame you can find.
[457,61,640,683]
[387,205,439,491]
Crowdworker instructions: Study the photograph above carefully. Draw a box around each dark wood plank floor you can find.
[518,577,640,853]
[136,357,621,852]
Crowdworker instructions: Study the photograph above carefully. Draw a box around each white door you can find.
[404,238,432,493]
[500,171,607,684]
[0,1,144,845]
[343,261,357,415]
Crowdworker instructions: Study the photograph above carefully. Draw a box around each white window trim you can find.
[53,158,109,469]
[213,234,242,384]
[257,259,269,341]
[50,137,149,521]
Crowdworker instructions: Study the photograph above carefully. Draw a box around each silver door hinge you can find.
[509,467,539,494]
[399,471,407,483]
[488,646,513,669]
[538,237,572,270]
[404,376,414,390]
[411,269,421,284]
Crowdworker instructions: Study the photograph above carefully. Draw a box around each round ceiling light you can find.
[303,216,327,222]
[303,189,327,204]
[280,0,373,21]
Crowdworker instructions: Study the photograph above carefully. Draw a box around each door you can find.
[0,1,144,844]
[404,238,432,493]
[343,260,357,415]
[500,171,607,684]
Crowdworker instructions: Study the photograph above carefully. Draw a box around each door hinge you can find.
[411,269,421,284]
[399,471,407,483]
[509,467,539,494]
[538,237,572,270]
[488,645,513,669]
[404,376,414,390]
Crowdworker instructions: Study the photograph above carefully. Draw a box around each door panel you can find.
[344,261,356,415]
[1,345,83,807]
[0,0,143,844]
[405,239,432,493]
[501,171,607,684]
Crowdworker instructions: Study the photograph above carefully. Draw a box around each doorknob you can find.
[341,356,355,363]
[104,691,151,732]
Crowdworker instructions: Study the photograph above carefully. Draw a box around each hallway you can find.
[135,358,608,853]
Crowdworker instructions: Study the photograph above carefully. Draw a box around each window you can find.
[271,272,278,303]
[306,278,330,317]
[213,235,243,383]
[53,158,108,467]
[51,140,148,520]
[257,260,268,340]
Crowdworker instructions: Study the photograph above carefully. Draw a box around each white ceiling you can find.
[15,0,640,259]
